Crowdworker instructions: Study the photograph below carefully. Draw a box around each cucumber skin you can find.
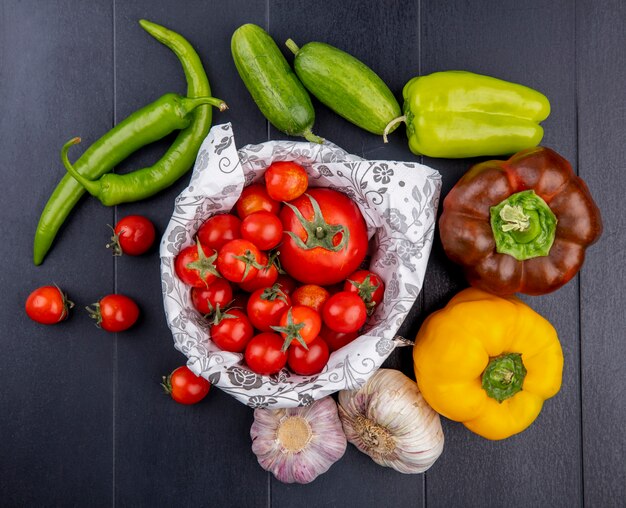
[292,42,402,135]
[231,24,317,139]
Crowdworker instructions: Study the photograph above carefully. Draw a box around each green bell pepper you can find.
[384,71,550,158]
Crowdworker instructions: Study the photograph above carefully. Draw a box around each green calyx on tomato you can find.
[186,239,220,283]
[266,250,286,274]
[271,307,309,351]
[283,193,349,252]
[209,303,237,326]
[261,284,289,305]
[233,249,265,281]
[347,275,380,315]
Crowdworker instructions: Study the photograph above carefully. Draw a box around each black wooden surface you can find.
[1,1,624,507]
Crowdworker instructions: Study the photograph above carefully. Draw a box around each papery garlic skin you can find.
[338,368,444,474]
[251,397,347,484]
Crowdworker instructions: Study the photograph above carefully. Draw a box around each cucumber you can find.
[286,39,401,137]
[231,24,322,143]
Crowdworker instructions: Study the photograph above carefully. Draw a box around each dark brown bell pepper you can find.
[439,147,603,295]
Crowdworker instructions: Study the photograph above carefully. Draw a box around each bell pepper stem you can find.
[482,353,527,403]
[61,138,101,197]
[499,204,530,232]
[285,38,300,55]
[383,115,406,143]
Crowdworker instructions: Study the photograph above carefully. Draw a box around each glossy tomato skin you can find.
[110,215,156,256]
[93,294,140,332]
[264,161,308,201]
[165,366,210,405]
[197,213,241,250]
[238,255,279,293]
[174,242,219,288]
[210,309,254,353]
[25,286,71,325]
[244,332,287,375]
[345,270,385,310]
[240,211,283,251]
[235,184,281,218]
[247,286,291,332]
[276,274,298,296]
[276,305,322,348]
[288,337,330,375]
[318,325,359,352]
[322,291,367,333]
[217,239,262,283]
[191,279,233,315]
[292,285,330,313]
[279,188,368,285]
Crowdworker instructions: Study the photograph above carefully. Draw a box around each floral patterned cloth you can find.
[160,123,441,408]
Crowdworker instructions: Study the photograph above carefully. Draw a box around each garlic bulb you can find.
[250,397,347,484]
[338,368,444,473]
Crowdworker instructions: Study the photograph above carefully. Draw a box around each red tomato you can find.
[191,279,233,315]
[318,325,359,352]
[245,332,288,375]
[291,284,330,313]
[322,291,367,333]
[174,241,220,288]
[240,211,283,250]
[107,215,156,256]
[264,161,308,201]
[197,213,241,250]
[238,253,279,292]
[275,306,322,350]
[25,285,73,325]
[162,366,210,405]
[288,337,330,375]
[247,284,291,332]
[210,309,254,353]
[345,270,385,315]
[87,294,139,332]
[276,274,298,296]
[217,239,263,283]
[279,188,368,285]
[235,184,281,218]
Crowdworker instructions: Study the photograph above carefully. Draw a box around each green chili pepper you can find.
[384,70,550,158]
[33,19,222,265]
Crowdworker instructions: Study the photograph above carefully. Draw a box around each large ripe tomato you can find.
[162,366,210,405]
[322,291,367,333]
[25,285,73,325]
[318,324,359,352]
[87,294,139,332]
[279,188,368,285]
[344,269,385,315]
[191,278,233,315]
[174,240,220,288]
[244,332,288,375]
[274,305,322,350]
[288,337,330,375]
[209,309,254,353]
[247,284,291,332]
[240,211,283,251]
[238,253,279,292]
[291,284,330,313]
[235,184,281,218]
[217,239,263,283]
[264,161,308,202]
[197,213,241,250]
[107,215,156,256]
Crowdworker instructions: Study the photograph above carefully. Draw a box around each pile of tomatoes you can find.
[174,161,385,377]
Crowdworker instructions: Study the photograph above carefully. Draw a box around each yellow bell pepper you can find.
[413,288,563,440]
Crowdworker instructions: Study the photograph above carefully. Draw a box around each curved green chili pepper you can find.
[33,19,220,265]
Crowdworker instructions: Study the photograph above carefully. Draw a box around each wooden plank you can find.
[268,1,425,505]
[576,0,626,505]
[0,0,115,506]
[420,1,583,506]
[112,2,269,506]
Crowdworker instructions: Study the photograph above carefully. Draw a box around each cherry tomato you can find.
[235,184,281,218]
[240,211,283,251]
[87,294,139,332]
[25,285,73,325]
[264,161,308,202]
[106,215,156,256]
[162,366,210,405]
[288,337,330,375]
[210,309,254,353]
[174,240,220,288]
[279,188,368,285]
[238,253,279,292]
[197,213,241,250]
[245,332,287,375]
[291,284,330,313]
[318,324,359,352]
[217,239,263,283]
[276,274,298,296]
[344,270,385,315]
[275,305,322,350]
[191,279,233,315]
[247,284,291,332]
[322,291,367,333]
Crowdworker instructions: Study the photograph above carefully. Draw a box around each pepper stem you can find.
[285,38,300,55]
[383,115,406,143]
[499,204,530,232]
[180,96,229,115]
[61,137,101,196]
[481,353,527,403]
